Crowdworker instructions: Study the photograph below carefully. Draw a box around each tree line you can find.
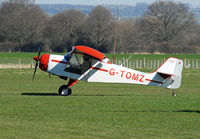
[0,0,200,54]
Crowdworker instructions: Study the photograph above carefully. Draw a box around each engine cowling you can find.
[39,54,50,71]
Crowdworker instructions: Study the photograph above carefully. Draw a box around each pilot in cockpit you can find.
[81,55,92,73]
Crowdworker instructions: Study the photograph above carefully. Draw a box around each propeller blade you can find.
[32,45,42,81]
[32,62,38,81]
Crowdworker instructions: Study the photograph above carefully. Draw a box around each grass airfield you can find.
[0,68,200,138]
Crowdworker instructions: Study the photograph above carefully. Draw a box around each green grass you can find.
[0,52,62,64]
[0,68,200,138]
[0,52,199,64]
[0,52,37,64]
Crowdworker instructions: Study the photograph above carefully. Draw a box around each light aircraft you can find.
[33,45,183,96]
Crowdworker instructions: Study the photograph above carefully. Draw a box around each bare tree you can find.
[86,5,114,52]
[44,9,86,52]
[135,1,196,53]
[0,0,47,51]
[171,23,200,53]
[116,19,136,53]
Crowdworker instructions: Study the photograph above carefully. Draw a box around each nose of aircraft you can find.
[33,54,50,71]
[39,54,50,71]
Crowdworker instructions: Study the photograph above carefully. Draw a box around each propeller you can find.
[32,45,42,81]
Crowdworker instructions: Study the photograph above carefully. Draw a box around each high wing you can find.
[74,46,105,61]
[64,46,105,62]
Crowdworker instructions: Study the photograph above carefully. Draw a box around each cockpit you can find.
[64,49,94,74]
[63,46,107,75]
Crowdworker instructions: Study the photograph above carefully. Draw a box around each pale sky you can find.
[35,0,200,7]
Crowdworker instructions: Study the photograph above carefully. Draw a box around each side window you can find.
[65,53,93,74]
[81,55,92,73]
[70,54,81,67]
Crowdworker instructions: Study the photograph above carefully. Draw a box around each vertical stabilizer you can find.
[156,57,183,89]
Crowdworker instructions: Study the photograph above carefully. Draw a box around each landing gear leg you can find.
[58,78,78,96]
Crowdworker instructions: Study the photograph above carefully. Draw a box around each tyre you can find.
[58,85,72,96]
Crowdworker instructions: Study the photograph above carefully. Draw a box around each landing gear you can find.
[58,85,72,96]
[58,78,78,96]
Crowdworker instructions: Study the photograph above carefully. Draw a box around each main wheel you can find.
[58,85,72,96]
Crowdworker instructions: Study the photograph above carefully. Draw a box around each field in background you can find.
[0,53,200,65]
[0,68,200,138]
[0,52,37,64]
[106,53,200,60]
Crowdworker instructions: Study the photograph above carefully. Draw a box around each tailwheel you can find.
[172,89,176,96]
[58,85,72,96]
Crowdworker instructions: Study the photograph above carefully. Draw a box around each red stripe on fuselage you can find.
[145,79,163,84]
[51,60,68,64]
[91,67,108,72]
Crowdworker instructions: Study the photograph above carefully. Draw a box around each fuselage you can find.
[33,45,183,96]
[38,54,168,88]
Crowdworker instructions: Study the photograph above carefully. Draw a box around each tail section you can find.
[149,57,183,89]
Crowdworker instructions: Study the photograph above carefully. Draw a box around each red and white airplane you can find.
[33,45,183,96]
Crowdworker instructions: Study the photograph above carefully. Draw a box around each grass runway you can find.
[0,68,200,138]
